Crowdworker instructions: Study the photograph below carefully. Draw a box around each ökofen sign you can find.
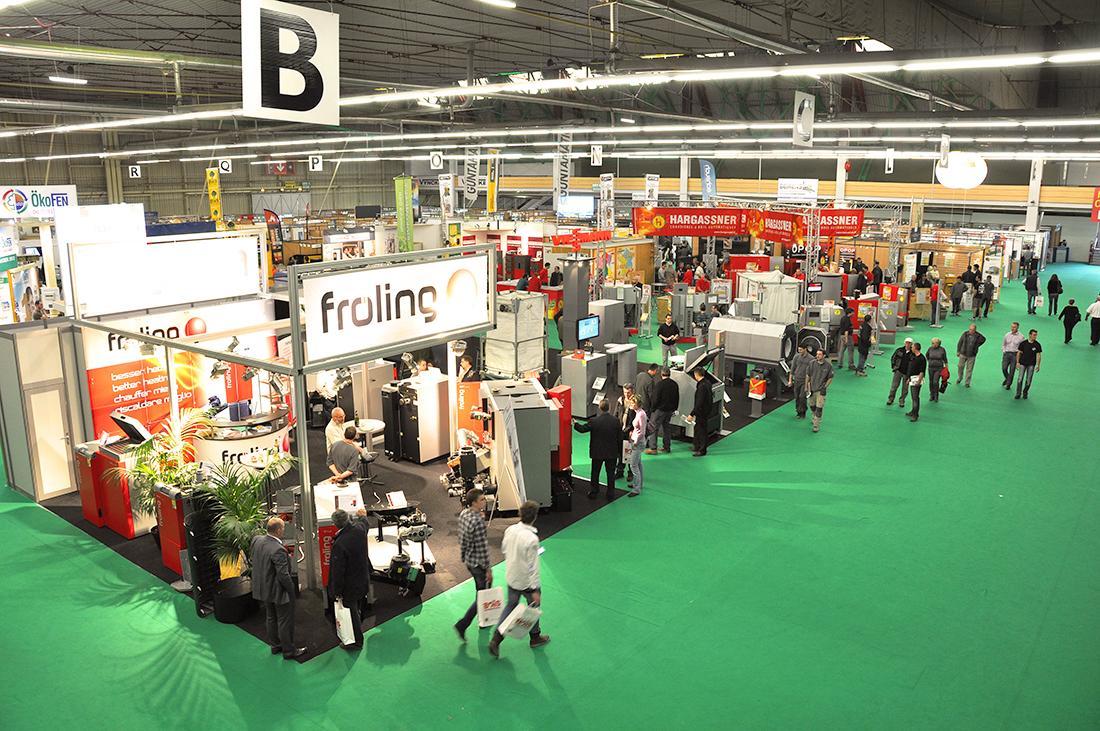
[303,253,491,362]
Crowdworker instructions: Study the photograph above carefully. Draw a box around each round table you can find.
[355,418,386,445]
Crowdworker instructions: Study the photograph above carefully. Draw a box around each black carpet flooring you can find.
[43,348,793,663]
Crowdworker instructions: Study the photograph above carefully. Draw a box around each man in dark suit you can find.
[328,509,370,649]
[250,517,304,659]
[458,354,480,382]
[573,399,621,499]
[687,368,713,457]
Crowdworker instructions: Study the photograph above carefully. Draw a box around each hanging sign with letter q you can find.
[241,0,340,126]
[218,159,233,175]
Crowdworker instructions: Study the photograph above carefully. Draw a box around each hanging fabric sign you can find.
[597,173,615,229]
[485,149,500,214]
[553,133,573,212]
[463,147,480,206]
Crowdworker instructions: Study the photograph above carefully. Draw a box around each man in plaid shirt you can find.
[454,488,492,641]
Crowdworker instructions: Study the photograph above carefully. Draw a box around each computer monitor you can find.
[577,315,600,342]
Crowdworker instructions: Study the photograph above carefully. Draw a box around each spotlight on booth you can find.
[226,336,240,353]
[449,339,467,356]
[139,341,156,356]
[242,367,259,381]
[209,360,229,379]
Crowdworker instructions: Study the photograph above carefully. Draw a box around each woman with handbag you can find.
[926,338,948,402]
[1046,275,1064,316]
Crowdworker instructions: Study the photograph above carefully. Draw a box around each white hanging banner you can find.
[463,147,480,206]
[309,154,324,172]
[553,132,573,213]
[597,173,615,230]
[939,135,951,166]
[644,173,660,206]
[792,90,815,148]
[590,144,603,166]
[885,148,895,175]
[438,173,456,219]
[429,150,444,170]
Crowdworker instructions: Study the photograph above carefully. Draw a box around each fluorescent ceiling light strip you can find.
[902,54,1045,72]
[1048,50,1100,64]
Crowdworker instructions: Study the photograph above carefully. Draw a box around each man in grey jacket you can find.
[250,517,305,659]
[788,343,815,419]
[956,323,986,388]
[926,337,948,402]
[634,363,658,416]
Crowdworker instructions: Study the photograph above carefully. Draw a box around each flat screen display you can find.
[577,315,600,341]
[557,195,595,218]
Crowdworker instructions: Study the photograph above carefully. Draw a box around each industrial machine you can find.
[440,379,570,511]
[670,289,708,338]
[603,342,638,397]
[559,350,608,418]
[707,317,797,399]
[74,411,157,540]
[669,345,727,440]
[380,370,451,463]
[485,291,547,378]
[601,283,641,328]
[587,298,627,348]
[558,254,592,350]
[799,303,847,356]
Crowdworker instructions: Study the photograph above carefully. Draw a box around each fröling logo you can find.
[319,269,478,334]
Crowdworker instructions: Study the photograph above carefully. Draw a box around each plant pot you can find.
[213,576,257,624]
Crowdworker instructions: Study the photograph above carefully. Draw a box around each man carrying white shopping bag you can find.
[489,500,551,658]
[454,488,494,641]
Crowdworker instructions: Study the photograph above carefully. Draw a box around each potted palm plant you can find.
[110,408,212,567]
[200,451,295,623]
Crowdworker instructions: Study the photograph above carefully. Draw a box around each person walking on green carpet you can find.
[806,349,834,433]
[1001,322,1025,389]
[1015,330,1043,400]
[1058,300,1081,343]
[956,324,986,388]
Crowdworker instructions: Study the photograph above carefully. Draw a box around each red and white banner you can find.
[1091,186,1100,223]
[632,207,746,237]
[818,208,865,237]
[550,229,613,246]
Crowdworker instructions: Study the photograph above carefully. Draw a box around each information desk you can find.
[194,405,291,466]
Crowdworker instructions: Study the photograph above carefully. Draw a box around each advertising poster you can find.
[463,147,481,206]
[82,300,277,439]
[438,173,456,219]
[644,173,661,206]
[633,207,746,237]
[817,209,865,237]
[0,221,16,271]
[8,264,42,322]
[553,132,573,212]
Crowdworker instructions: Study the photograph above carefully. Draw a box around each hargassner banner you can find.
[1,185,77,219]
[463,147,480,206]
[302,252,492,362]
[553,132,573,212]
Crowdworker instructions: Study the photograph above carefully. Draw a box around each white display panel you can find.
[302,253,492,362]
[71,234,262,317]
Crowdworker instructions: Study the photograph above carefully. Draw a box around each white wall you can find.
[926,210,1097,263]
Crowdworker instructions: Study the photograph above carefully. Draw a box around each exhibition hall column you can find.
[835,158,849,203]
[102,131,125,205]
[679,156,690,204]
[1025,158,1044,232]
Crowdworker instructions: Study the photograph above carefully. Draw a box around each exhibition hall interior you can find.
[2,0,1100,727]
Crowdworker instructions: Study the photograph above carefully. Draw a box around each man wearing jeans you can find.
[454,489,492,641]
[956,324,986,388]
[1001,322,1025,390]
[886,338,913,407]
[905,342,927,422]
[646,367,678,454]
[806,349,834,434]
[1015,330,1043,400]
[489,501,550,658]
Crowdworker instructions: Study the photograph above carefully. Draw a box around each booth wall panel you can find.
[15,328,62,385]
[0,337,33,496]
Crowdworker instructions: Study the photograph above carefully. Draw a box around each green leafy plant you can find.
[110,408,213,516]
[200,452,296,573]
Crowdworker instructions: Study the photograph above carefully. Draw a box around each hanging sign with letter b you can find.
[241,0,340,126]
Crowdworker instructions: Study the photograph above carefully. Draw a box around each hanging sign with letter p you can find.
[241,0,340,126]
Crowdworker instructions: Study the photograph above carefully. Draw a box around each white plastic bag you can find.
[498,603,542,639]
[334,599,356,646]
[476,586,505,628]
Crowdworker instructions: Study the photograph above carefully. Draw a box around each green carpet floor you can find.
[2,264,1098,729]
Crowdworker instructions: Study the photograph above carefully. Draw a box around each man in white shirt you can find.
[325,407,348,451]
[489,501,550,658]
[1087,296,1100,346]
[1000,322,1026,390]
